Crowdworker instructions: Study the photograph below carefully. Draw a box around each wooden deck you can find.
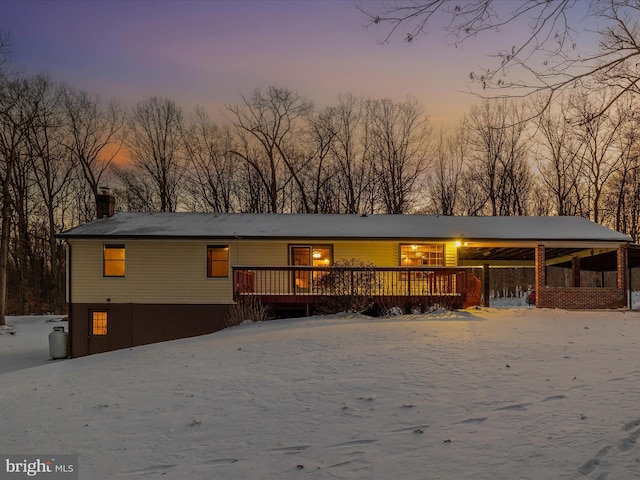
[233,266,481,312]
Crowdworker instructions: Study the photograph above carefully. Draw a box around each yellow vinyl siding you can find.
[70,240,233,304]
[237,240,398,266]
[68,238,461,304]
[235,240,288,265]
[70,241,103,303]
[332,241,397,265]
[235,240,289,293]
[333,240,454,267]
[444,241,458,266]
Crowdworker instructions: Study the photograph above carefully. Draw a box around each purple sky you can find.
[0,1,594,126]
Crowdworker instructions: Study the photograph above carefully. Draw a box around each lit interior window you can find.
[311,247,332,266]
[103,244,125,277]
[207,245,229,277]
[92,311,108,335]
[400,244,444,266]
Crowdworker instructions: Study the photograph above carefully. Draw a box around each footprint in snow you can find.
[618,428,640,452]
[541,395,567,402]
[203,458,240,465]
[391,424,430,433]
[458,417,488,424]
[267,445,310,454]
[622,418,640,432]
[578,445,611,475]
[494,403,531,411]
[122,464,178,475]
[329,439,377,448]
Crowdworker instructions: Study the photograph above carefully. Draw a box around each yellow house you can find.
[58,203,634,357]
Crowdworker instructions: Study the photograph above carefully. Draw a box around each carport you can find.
[457,242,640,309]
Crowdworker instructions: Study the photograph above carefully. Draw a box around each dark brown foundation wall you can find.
[69,303,230,357]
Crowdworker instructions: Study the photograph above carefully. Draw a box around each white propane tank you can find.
[49,326,68,359]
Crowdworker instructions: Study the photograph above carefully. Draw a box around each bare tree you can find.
[467,99,532,215]
[569,91,628,223]
[183,107,238,213]
[456,169,490,216]
[302,107,337,213]
[0,76,43,325]
[528,182,553,216]
[599,97,640,236]
[361,1,640,119]
[27,76,75,313]
[533,96,585,216]
[227,86,313,213]
[10,127,37,315]
[110,165,156,213]
[0,32,10,80]
[61,85,126,220]
[426,124,468,215]
[607,160,640,242]
[235,159,270,213]
[366,96,431,214]
[325,93,375,214]
[126,97,187,212]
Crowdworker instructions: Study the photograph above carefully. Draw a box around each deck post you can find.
[482,264,490,307]
[350,269,354,296]
[571,256,581,287]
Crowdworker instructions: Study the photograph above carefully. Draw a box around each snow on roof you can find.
[57,212,632,243]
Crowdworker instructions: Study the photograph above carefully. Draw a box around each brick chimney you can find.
[96,187,115,219]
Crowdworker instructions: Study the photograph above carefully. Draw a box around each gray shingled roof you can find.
[57,212,632,242]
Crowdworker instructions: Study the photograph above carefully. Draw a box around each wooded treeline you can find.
[2,72,640,315]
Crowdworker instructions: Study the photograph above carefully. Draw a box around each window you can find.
[92,311,108,335]
[310,247,332,267]
[400,244,444,266]
[103,244,125,277]
[207,245,229,277]
[290,245,333,266]
[290,245,333,291]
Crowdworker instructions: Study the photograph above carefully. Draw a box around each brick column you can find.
[535,245,545,307]
[617,244,629,308]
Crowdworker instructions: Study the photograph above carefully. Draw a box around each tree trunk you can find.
[0,173,13,325]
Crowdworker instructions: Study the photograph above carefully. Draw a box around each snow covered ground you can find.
[2,307,640,479]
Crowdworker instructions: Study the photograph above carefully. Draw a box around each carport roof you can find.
[551,243,640,271]
[458,244,640,271]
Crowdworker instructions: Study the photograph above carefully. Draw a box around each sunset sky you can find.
[1,1,596,126]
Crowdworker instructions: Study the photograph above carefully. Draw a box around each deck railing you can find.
[233,266,481,308]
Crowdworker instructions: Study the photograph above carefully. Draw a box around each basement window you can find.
[207,245,229,277]
[103,244,125,277]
